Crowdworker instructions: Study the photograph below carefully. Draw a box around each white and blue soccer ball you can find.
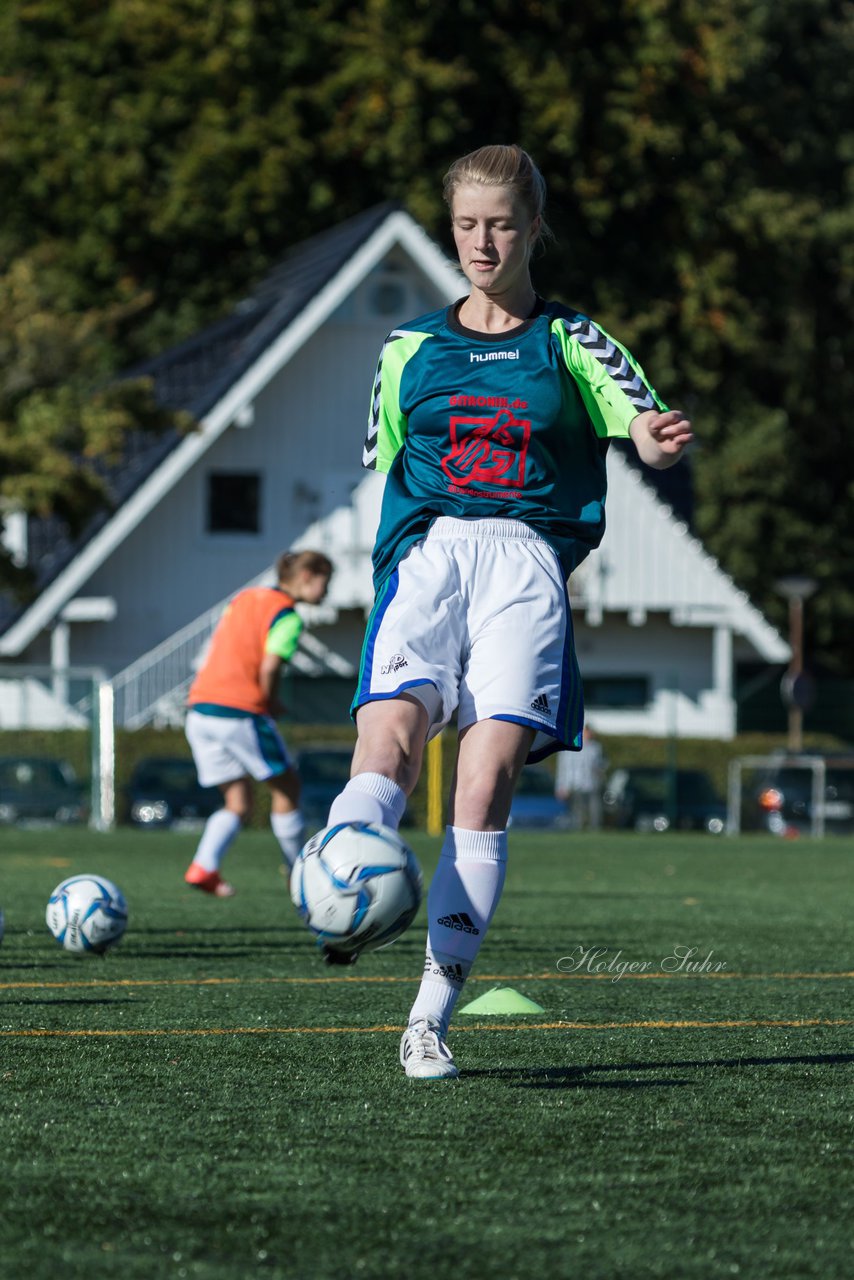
[46,874,128,955]
[291,822,422,959]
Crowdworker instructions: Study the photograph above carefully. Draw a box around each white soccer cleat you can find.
[399,1017,459,1080]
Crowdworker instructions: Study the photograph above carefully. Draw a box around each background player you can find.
[184,549,333,897]
[316,143,693,1076]
[555,724,607,830]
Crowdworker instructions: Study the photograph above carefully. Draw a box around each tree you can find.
[0,243,188,596]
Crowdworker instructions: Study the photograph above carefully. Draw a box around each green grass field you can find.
[1,827,851,1279]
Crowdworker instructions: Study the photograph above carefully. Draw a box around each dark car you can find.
[296,745,414,830]
[0,755,87,826]
[744,753,854,837]
[125,756,220,829]
[296,746,354,830]
[508,765,570,829]
[603,766,726,834]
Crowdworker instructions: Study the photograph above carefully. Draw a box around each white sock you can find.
[271,809,305,869]
[327,772,408,830]
[407,826,508,1035]
[192,809,242,873]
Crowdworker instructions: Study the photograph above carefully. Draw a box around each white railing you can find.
[109,572,356,729]
[110,593,234,728]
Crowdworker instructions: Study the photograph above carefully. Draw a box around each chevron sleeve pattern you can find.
[362,330,425,473]
[553,314,667,439]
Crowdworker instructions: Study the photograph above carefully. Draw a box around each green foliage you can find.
[0,0,851,666]
[0,245,190,595]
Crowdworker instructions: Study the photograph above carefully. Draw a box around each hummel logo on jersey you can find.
[437,912,480,936]
[531,693,550,714]
[380,653,408,675]
[469,349,520,363]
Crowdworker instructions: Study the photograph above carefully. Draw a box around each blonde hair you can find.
[443,144,551,243]
[276,549,333,585]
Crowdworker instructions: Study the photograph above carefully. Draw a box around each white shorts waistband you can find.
[425,516,547,544]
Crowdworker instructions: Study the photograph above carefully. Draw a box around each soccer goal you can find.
[726,753,853,839]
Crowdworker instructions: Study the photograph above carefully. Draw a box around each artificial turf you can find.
[1,826,851,1279]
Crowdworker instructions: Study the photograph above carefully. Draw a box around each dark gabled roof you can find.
[126,201,400,419]
[0,202,401,638]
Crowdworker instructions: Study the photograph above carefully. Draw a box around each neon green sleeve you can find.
[362,330,431,473]
[552,316,667,438]
[265,610,302,661]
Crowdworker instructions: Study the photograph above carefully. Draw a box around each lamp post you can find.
[775,576,817,752]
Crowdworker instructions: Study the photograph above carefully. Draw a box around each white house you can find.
[0,203,788,738]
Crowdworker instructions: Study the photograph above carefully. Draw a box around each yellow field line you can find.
[1,970,852,992]
[1,1017,851,1039]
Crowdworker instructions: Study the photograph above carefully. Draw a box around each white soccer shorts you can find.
[185,709,292,788]
[352,517,583,760]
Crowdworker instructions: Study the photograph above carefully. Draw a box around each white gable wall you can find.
[572,615,732,737]
[17,257,447,674]
[588,451,788,662]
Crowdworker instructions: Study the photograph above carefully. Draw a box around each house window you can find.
[369,280,408,316]
[583,676,650,709]
[207,473,261,534]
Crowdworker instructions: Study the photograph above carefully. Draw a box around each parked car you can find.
[508,765,570,830]
[743,752,854,837]
[0,756,87,826]
[603,766,726,834]
[296,745,415,830]
[296,746,354,830]
[124,756,220,829]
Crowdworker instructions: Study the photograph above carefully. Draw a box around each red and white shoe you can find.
[184,863,236,898]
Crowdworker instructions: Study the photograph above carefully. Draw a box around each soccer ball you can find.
[291,822,422,959]
[46,874,128,955]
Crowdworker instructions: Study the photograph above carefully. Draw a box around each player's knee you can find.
[352,698,428,791]
[221,778,252,822]
[224,795,252,822]
[451,776,514,830]
[352,733,423,793]
[352,743,421,795]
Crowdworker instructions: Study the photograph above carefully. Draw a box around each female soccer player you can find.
[184,549,333,897]
[322,144,693,1076]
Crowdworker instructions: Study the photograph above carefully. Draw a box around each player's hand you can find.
[630,408,694,468]
[645,409,694,456]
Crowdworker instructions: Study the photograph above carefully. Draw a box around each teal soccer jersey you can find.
[362,298,666,586]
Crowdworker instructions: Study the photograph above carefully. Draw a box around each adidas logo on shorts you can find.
[530,693,550,714]
[437,912,480,935]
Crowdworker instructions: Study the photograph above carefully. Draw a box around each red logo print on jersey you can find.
[441,408,531,489]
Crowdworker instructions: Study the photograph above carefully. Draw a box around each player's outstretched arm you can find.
[629,409,694,469]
